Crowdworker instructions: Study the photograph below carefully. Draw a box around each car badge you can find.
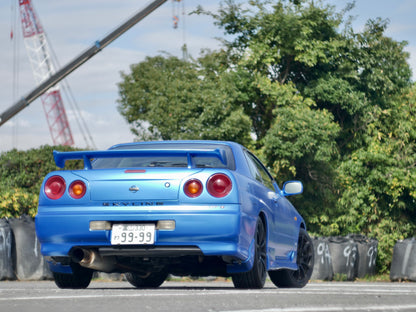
[129,185,139,193]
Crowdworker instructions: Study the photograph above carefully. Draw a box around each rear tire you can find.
[269,228,314,288]
[125,270,168,288]
[232,217,267,289]
[53,263,93,289]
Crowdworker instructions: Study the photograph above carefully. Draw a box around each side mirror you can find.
[282,181,303,196]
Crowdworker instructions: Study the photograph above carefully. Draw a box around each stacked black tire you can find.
[0,216,51,281]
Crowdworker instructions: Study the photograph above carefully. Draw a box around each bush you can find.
[0,145,84,217]
[0,189,38,218]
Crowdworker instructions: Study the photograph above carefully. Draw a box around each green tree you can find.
[117,52,252,146]
[333,86,416,272]
[201,0,346,141]
[260,79,340,219]
[197,0,413,272]
[117,0,414,273]
[200,0,351,220]
[304,17,412,153]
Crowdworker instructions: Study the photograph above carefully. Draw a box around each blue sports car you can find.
[36,140,314,289]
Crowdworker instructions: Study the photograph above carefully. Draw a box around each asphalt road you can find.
[1,280,416,312]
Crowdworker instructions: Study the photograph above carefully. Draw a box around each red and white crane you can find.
[18,0,74,146]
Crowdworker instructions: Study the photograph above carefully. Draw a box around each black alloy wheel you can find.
[269,228,314,288]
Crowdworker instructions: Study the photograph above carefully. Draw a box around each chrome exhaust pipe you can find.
[71,248,116,273]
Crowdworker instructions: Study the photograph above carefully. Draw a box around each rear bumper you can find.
[35,204,253,265]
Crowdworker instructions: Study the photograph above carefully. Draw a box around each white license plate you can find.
[111,224,155,245]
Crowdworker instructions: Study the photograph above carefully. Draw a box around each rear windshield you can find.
[92,143,235,170]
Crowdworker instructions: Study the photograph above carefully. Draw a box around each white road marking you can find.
[0,287,415,301]
[220,305,416,312]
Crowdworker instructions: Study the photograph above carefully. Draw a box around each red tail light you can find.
[69,180,87,199]
[207,173,232,198]
[44,176,66,200]
[184,179,203,198]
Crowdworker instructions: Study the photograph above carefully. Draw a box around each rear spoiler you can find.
[53,148,227,169]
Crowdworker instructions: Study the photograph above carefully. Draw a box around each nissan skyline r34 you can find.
[35,140,314,289]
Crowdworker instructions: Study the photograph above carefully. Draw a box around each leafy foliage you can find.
[197,0,413,273]
[260,80,340,220]
[332,91,416,272]
[117,52,252,146]
[0,189,38,218]
[116,0,414,273]
[0,145,83,218]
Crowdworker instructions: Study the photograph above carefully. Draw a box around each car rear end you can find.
[36,142,251,275]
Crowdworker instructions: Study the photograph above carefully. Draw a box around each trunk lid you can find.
[73,168,201,201]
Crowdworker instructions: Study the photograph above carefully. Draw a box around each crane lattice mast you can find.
[18,0,74,146]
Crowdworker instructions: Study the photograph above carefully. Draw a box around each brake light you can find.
[44,176,66,200]
[124,169,146,173]
[207,173,232,198]
[184,179,203,198]
[69,180,87,199]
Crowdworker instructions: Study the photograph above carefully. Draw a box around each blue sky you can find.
[0,0,415,152]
